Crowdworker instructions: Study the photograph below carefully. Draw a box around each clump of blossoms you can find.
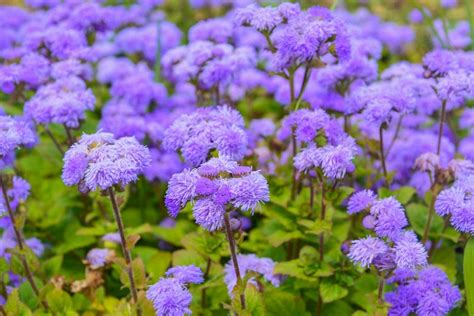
[24,77,95,128]
[161,41,256,103]
[0,115,37,168]
[62,131,151,192]
[385,266,461,315]
[435,159,474,234]
[224,254,283,295]
[344,190,461,313]
[165,156,269,231]
[146,265,203,316]
[163,106,248,166]
[288,109,358,180]
[62,131,151,314]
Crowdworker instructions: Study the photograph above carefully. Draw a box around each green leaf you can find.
[4,289,32,316]
[172,249,206,267]
[267,230,303,247]
[464,238,474,315]
[244,284,266,316]
[264,289,311,316]
[146,250,171,283]
[47,288,73,313]
[42,255,63,278]
[394,186,416,204]
[320,280,348,303]
[298,219,332,236]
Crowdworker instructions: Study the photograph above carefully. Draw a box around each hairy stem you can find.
[437,100,447,155]
[0,175,49,310]
[379,125,389,188]
[377,277,385,305]
[108,188,141,316]
[319,181,326,262]
[63,124,74,146]
[422,185,440,245]
[385,115,403,157]
[223,212,246,311]
[201,258,212,311]
[44,127,64,156]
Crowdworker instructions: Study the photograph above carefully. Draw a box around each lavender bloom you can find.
[24,77,95,128]
[386,266,461,316]
[86,248,110,269]
[147,265,203,316]
[0,116,37,159]
[165,265,204,284]
[414,152,440,174]
[163,106,248,166]
[62,132,151,192]
[370,197,408,239]
[393,232,428,269]
[146,278,192,316]
[347,190,376,214]
[441,0,457,8]
[348,236,388,268]
[435,187,465,216]
[224,254,283,295]
[165,157,269,231]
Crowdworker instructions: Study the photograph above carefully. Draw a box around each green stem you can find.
[223,212,246,311]
[379,125,389,188]
[108,188,141,316]
[0,175,49,311]
[437,100,447,155]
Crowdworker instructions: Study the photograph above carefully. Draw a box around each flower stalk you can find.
[108,188,141,316]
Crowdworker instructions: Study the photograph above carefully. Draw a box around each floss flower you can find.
[146,265,203,316]
[165,157,269,231]
[224,254,283,295]
[62,132,151,192]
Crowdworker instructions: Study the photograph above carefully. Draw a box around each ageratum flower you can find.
[24,77,95,128]
[163,106,248,166]
[348,236,388,268]
[347,190,377,214]
[86,248,111,269]
[386,266,461,316]
[224,254,283,295]
[0,115,37,160]
[0,176,30,216]
[369,197,408,239]
[61,132,151,192]
[434,160,474,234]
[147,265,203,316]
[165,157,269,231]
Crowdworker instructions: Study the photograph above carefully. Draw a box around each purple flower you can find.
[370,197,408,239]
[347,190,376,214]
[192,198,226,231]
[224,254,282,295]
[348,236,389,268]
[435,187,465,216]
[0,116,37,159]
[147,265,203,316]
[146,278,192,316]
[441,0,457,8]
[24,77,95,128]
[414,152,440,174]
[165,265,204,284]
[62,132,151,192]
[86,248,110,269]
[393,234,428,269]
[165,157,268,230]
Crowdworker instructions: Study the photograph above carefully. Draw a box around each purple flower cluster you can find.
[165,157,269,231]
[434,159,474,234]
[146,265,203,316]
[224,254,283,295]
[0,115,37,167]
[163,106,248,166]
[386,266,461,315]
[62,132,151,192]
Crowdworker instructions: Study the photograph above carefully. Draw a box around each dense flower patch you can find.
[1,0,474,315]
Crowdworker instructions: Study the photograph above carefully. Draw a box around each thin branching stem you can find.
[108,188,141,316]
[0,175,49,310]
[223,212,246,311]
